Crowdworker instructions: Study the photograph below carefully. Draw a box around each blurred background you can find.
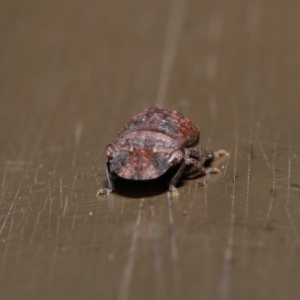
[1,0,300,299]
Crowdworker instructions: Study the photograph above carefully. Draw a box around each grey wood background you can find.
[1,0,300,299]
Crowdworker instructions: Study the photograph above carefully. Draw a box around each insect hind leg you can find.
[96,162,115,196]
[185,157,221,175]
[168,161,186,196]
[188,148,228,161]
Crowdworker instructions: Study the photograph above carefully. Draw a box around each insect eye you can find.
[106,144,115,161]
[168,149,184,165]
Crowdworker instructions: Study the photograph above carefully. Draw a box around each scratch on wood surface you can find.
[0,211,15,270]
[285,206,300,244]
[46,217,61,284]
[218,136,237,300]
[167,195,182,298]
[286,143,292,205]
[149,201,166,300]
[156,0,185,107]
[72,121,83,167]
[285,143,300,243]
[258,135,279,246]
[0,189,18,237]
[117,199,143,300]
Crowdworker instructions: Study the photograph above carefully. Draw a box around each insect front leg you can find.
[168,161,186,196]
[96,162,115,196]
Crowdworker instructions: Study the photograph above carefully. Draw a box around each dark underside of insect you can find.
[97,107,228,196]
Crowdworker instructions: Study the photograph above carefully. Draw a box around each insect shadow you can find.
[104,160,215,198]
[106,165,184,198]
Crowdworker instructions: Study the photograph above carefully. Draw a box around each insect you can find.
[97,108,227,196]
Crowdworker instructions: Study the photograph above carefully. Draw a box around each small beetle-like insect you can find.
[97,108,228,196]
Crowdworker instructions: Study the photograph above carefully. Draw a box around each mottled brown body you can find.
[97,108,227,196]
[116,108,199,150]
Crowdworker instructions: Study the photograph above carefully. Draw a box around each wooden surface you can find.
[1,1,300,299]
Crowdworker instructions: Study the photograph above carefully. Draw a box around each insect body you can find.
[97,108,227,195]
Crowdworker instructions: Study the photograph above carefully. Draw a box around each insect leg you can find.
[188,148,228,160]
[168,161,186,196]
[96,162,115,196]
[185,157,221,175]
